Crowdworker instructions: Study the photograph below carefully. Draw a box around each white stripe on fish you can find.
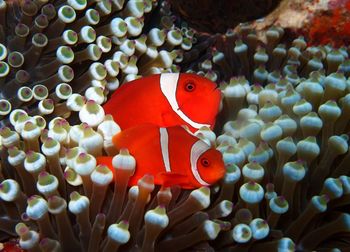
[190,140,211,186]
[159,127,171,172]
[160,73,211,130]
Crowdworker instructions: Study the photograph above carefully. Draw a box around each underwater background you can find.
[1,0,350,251]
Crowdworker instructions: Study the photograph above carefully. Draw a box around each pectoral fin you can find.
[161,111,177,126]
[157,172,189,187]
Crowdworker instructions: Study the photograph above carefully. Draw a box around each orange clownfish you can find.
[103,73,222,133]
[97,124,225,189]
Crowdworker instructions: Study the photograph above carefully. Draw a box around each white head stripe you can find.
[160,73,211,130]
[190,140,211,186]
[159,127,171,172]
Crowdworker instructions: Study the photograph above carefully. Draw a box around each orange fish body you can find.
[97,124,225,189]
[103,73,222,133]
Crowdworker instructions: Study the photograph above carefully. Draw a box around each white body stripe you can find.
[159,127,171,172]
[160,73,211,130]
[190,140,211,186]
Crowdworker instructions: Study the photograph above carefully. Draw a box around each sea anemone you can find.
[182,23,350,250]
[0,131,228,251]
[0,0,225,251]
[1,0,350,251]
[0,0,192,126]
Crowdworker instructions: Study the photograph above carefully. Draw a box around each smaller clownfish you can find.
[103,73,222,133]
[97,124,225,189]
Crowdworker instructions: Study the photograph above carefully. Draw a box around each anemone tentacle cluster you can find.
[186,23,350,251]
[1,0,350,252]
[0,0,195,126]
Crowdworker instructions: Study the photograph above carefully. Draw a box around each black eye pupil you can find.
[185,82,195,91]
[201,159,210,167]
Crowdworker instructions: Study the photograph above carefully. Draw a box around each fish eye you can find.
[185,82,196,92]
[201,158,210,167]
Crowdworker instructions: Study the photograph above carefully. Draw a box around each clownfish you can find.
[103,73,222,133]
[97,124,225,189]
